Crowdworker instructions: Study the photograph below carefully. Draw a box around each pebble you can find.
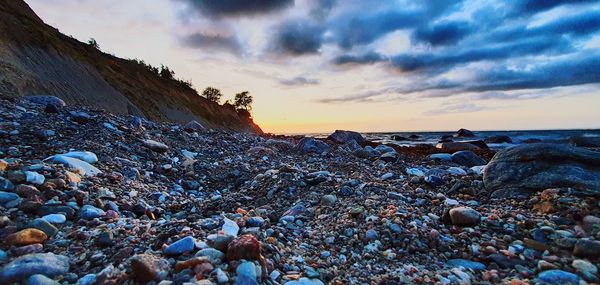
[33,218,59,237]
[26,274,60,285]
[449,207,481,226]
[222,218,240,236]
[446,259,486,270]
[25,171,45,185]
[284,278,325,285]
[79,205,106,220]
[535,269,580,285]
[41,214,66,224]
[572,259,597,280]
[164,236,195,255]
[196,248,225,264]
[130,254,170,283]
[0,253,69,283]
[6,228,48,246]
[143,139,169,153]
[573,239,600,258]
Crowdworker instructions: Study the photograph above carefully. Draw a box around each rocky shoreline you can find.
[1,98,599,285]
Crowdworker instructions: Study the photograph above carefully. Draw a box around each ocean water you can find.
[309,129,600,150]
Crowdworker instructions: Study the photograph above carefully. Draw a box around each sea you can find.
[306,129,600,150]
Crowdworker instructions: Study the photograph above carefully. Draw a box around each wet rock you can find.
[449,207,481,226]
[430,153,452,161]
[0,253,69,283]
[130,254,169,283]
[484,143,600,197]
[436,142,480,152]
[327,130,365,145]
[164,236,195,255]
[6,228,48,246]
[455,128,475,137]
[451,151,486,167]
[485,135,512,144]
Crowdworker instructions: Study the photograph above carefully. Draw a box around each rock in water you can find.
[327,130,365,145]
[293,138,329,154]
[484,143,600,198]
[455,128,475,137]
[129,254,169,282]
[451,151,487,167]
[0,253,69,283]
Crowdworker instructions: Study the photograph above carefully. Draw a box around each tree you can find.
[202,87,223,103]
[159,65,174,80]
[87,38,99,50]
[234,91,253,111]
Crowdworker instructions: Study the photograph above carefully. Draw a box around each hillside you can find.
[0,0,262,133]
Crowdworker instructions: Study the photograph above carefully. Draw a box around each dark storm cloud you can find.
[178,0,293,17]
[280,76,320,86]
[272,21,325,55]
[181,32,241,54]
[412,21,473,46]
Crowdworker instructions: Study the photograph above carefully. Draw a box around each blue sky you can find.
[27,0,600,133]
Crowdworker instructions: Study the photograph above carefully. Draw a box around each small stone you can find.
[246,217,265,227]
[97,231,114,246]
[365,229,378,240]
[573,239,600,258]
[227,235,262,262]
[143,139,169,153]
[11,244,44,256]
[79,205,105,220]
[451,151,487,167]
[0,253,69,283]
[130,254,170,283]
[0,191,20,206]
[6,228,48,246]
[207,234,234,252]
[25,171,45,185]
[321,194,337,205]
[33,218,59,237]
[42,214,66,224]
[26,274,60,285]
[195,248,225,264]
[164,236,195,255]
[446,259,486,270]
[535,270,580,285]
[449,207,481,226]
[572,259,597,280]
[284,278,325,285]
[216,268,229,283]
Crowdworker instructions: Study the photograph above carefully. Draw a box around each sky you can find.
[26,0,600,134]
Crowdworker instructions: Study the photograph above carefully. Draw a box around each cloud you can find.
[271,21,325,55]
[280,76,320,86]
[509,0,598,17]
[422,102,486,116]
[333,52,386,65]
[412,21,473,46]
[177,0,293,17]
[181,32,241,54]
[309,0,336,21]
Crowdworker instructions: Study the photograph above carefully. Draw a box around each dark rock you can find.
[293,138,329,154]
[327,130,365,145]
[455,128,475,137]
[142,139,169,153]
[451,151,487,167]
[449,207,481,226]
[44,104,60,114]
[38,205,75,219]
[488,253,528,269]
[183,120,205,132]
[227,234,262,262]
[129,254,169,283]
[484,143,600,197]
[570,136,600,148]
[97,231,114,246]
[464,140,489,149]
[573,239,600,258]
[436,142,480,152]
[391,135,408,141]
[485,135,512,144]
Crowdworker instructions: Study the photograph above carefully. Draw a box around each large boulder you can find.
[25,96,66,107]
[436,142,480,152]
[455,128,475,137]
[485,135,512,144]
[294,138,330,154]
[327,130,365,145]
[451,151,487,167]
[484,143,600,198]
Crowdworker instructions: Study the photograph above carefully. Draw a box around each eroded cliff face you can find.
[0,0,262,133]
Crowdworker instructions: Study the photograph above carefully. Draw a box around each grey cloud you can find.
[280,76,320,86]
[181,32,241,54]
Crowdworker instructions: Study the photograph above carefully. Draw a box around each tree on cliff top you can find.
[202,87,223,103]
[234,91,253,112]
